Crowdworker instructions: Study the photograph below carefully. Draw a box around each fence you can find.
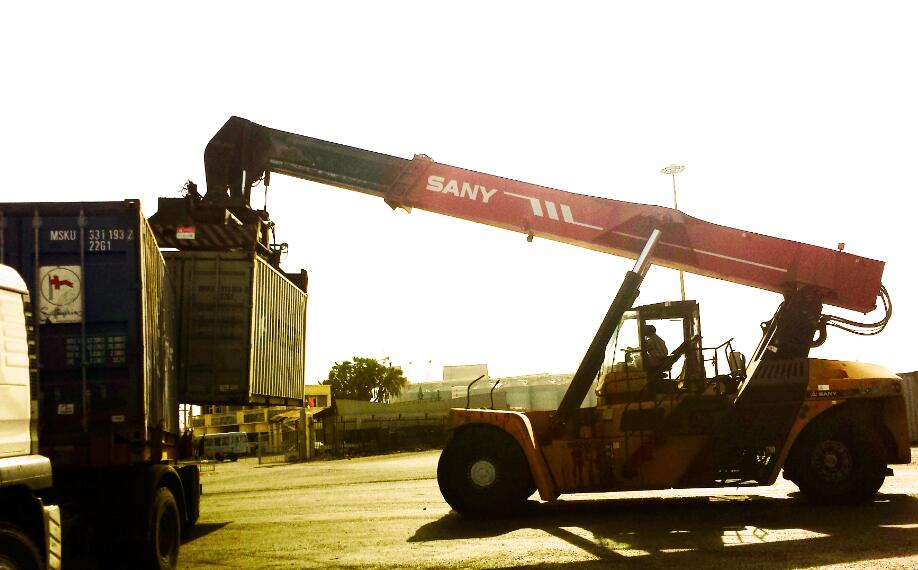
[257,444,299,465]
[317,416,450,456]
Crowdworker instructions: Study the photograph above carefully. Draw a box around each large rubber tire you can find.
[144,487,182,570]
[789,417,887,504]
[178,465,201,541]
[0,524,42,570]
[437,425,535,517]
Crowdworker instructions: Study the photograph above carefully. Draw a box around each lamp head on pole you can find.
[660,164,685,176]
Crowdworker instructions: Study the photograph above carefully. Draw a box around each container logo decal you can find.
[38,265,82,324]
[177,226,196,240]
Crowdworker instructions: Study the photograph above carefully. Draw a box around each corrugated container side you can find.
[139,215,178,439]
[0,201,178,468]
[167,251,306,406]
[251,258,307,403]
[900,371,918,443]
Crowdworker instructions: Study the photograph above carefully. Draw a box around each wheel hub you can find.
[813,440,852,482]
[469,459,497,488]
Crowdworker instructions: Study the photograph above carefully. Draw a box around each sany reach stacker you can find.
[153,116,910,516]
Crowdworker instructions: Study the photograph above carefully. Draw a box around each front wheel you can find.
[437,425,535,517]
[788,417,886,504]
[0,525,42,570]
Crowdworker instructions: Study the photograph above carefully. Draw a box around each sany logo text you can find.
[425,175,603,231]
[425,176,499,204]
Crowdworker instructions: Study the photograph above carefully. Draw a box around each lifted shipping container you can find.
[164,250,307,406]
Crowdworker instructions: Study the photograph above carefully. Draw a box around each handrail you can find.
[465,375,486,409]
[489,379,502,409]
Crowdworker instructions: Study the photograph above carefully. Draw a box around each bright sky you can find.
[2,2,916,383]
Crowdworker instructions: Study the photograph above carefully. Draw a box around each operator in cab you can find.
[644,325,668,371]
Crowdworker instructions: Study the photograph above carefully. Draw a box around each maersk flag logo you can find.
[38,265,82,323]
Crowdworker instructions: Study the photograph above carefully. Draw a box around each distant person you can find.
[644,324,669,371]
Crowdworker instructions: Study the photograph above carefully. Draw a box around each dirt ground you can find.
[179,448,918,569]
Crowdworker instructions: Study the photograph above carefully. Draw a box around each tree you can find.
[321,357,408,403]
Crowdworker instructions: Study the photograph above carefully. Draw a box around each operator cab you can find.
[599,300,745,403]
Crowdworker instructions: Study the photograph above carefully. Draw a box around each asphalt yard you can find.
[180,449,918,569]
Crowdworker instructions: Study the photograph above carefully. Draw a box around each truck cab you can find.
[0,264,62,570]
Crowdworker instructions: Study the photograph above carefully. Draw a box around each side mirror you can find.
[727,351,747,378]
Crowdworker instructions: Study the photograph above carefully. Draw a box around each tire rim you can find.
[812,439,853,483]
[469,459,497,488]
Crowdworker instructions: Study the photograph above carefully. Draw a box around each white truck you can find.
[0,264,62,570]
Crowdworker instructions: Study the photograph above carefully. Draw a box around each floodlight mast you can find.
[660,163,686,301]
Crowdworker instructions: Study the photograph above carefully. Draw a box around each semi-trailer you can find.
[0,201,201,569]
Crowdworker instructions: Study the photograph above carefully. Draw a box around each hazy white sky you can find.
[2,2,916,383]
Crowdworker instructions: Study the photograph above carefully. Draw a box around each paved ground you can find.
[180,449,918,569]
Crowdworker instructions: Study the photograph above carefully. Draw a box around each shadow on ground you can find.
[410,493,918,568]
[185,521,231,542]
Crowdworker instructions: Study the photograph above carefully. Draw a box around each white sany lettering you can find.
[426,175,499,204]
[426,175,445,192]
[460,182,479,201]
[442,179,461,197]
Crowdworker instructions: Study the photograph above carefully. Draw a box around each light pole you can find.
[660,164,686,301]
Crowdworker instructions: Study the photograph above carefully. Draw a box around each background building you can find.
[189,385,332,455]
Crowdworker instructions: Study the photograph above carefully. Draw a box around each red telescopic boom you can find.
[202,116,884,313]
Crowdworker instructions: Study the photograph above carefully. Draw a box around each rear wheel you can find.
[143,487,181,570]
[789,417,886,504]
[437,425,535,517]
[0,525,41,570]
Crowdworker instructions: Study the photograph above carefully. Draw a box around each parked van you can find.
[198,432,250,461]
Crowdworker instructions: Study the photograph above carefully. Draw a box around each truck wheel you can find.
[437,426,535,517]
[791,417,886,504]
[178,465,201,541]
[0,525,42,570]
[144,487,181,570]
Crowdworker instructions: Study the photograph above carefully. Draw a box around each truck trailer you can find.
[0,201,201,569]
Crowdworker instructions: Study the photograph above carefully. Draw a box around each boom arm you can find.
[202,116,884,313]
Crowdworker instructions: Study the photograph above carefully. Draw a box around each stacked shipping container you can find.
[0,201,177,467]
[0,201,309,467]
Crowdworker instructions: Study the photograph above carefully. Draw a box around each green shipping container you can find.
[165,251,307,406]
